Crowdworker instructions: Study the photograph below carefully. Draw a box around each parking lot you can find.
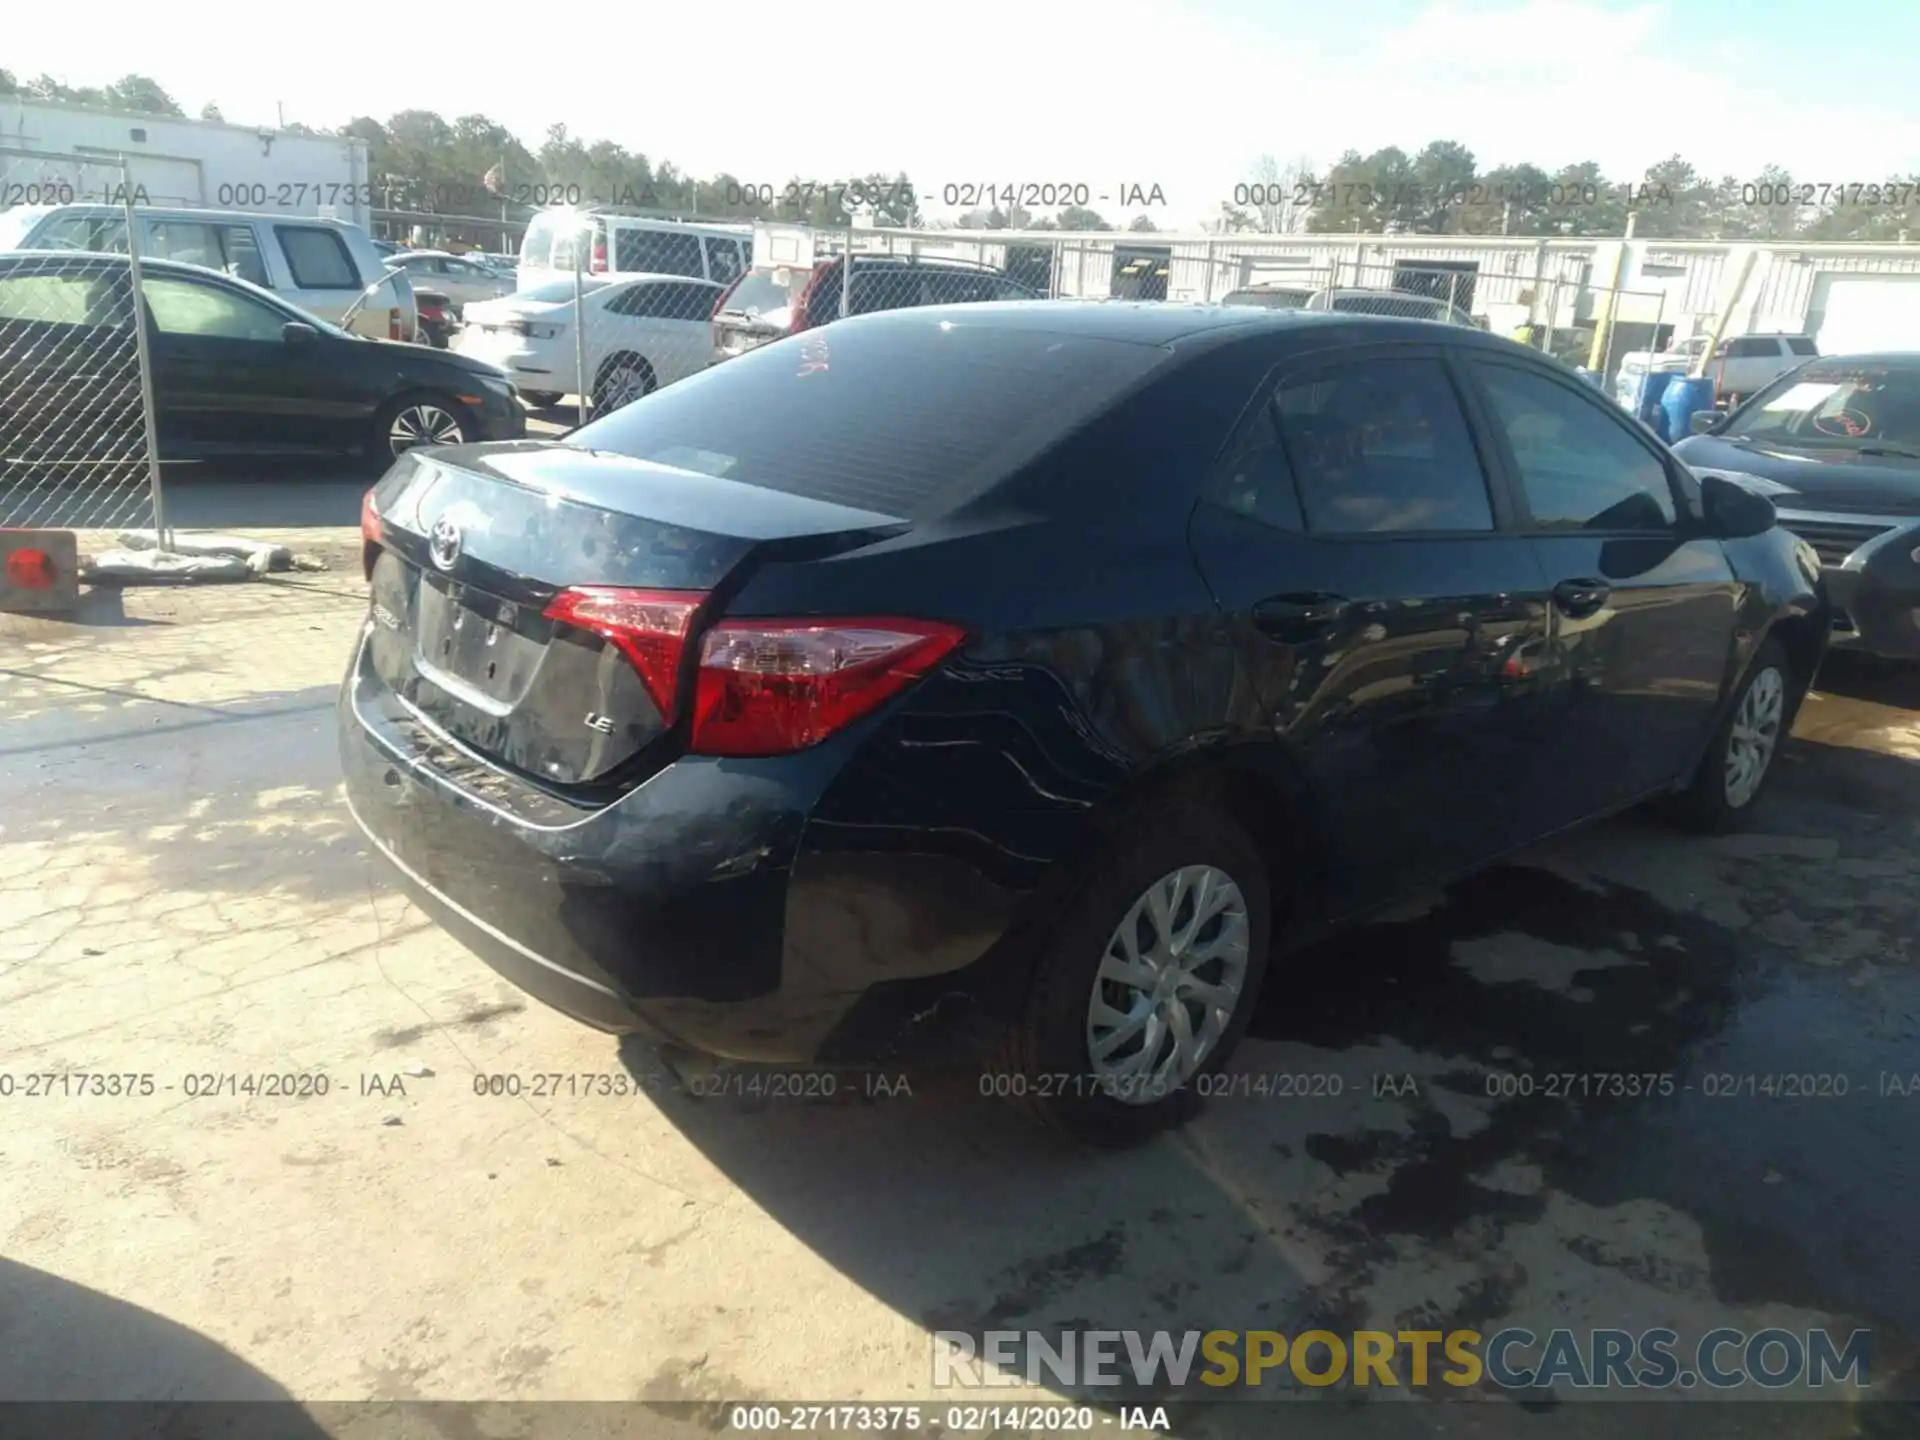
[3,462,1918,1433]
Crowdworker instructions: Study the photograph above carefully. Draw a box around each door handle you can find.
[1252,592,1351,641]
[1551,578,1611,619]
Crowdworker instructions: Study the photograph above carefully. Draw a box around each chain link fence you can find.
[0,148,167,539]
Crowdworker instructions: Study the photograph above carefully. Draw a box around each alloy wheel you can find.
[388,403,464,456]
[598,364,650,412]
[1724,665,1785,807]
[1085,864,1251,1105]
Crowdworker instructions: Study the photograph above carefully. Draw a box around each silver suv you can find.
[0,204,418,341]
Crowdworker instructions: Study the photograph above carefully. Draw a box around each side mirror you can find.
[1699,472,1777,540]
[282,321,318,345]
[1690,409,1725,435]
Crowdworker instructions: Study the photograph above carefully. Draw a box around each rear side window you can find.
[1271,358,1494,534]
[1786,337,1818,356]
[0,269,112,325]
[274,226,357,289]
[570,315,1169,519]
[1207,405,1304,531]
[643,281,719,321]
[1470,361,1677,531]
[1727,336,1780,358]
[613,227,704,277]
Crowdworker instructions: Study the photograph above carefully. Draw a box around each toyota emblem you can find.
[428,516,462,571]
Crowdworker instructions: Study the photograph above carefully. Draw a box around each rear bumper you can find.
[337,628,1028,1063]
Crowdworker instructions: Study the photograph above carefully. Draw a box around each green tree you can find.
[1308,146,1420,232]
[1543,161,1627,236]
[1056,205,1111,230]
[1129,214,1159,232]
[1628,155,1713,238]
[27,73,106,105]
[1408,140,1476,231]
[199,101,224,122]
[102,74,184,116]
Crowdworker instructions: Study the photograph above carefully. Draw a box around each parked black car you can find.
[710,254,1039,362]
[0,252,524,467]
[341,302,1825,1145]
[1675,352,1920,659]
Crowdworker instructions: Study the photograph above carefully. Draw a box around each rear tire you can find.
[990,796,1272,1147]
[1663,638,1795,834]
[592,355,655,413]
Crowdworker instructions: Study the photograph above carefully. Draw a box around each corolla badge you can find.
[428,516,463,570]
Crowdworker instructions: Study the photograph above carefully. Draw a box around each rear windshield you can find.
[718,268,801,319]
[566,314,1168,519]
[1330,293,1438,318]
[1225,289,1309,309]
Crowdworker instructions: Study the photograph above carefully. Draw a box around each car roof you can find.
[14,202,359,230]
[393,249,455,259]
[836,298,1511,347]
[598,271,723,287]
[1798,351,1920,365]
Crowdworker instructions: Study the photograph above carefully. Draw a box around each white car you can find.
[454,272,722,410]
[390,250,516,313]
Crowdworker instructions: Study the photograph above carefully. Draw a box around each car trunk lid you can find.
[360,441,908,786]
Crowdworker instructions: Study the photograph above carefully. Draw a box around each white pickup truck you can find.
[1614,333,1819,409]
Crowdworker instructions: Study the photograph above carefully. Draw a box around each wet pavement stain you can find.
[1251,853,1920,1348]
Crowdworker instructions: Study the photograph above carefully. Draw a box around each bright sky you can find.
[7,0,1918,228]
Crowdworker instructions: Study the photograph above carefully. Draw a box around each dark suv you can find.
[710,254,1039,362]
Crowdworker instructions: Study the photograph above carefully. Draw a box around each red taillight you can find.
[389,307,403,341]
[360,489,381,579]
[5,548,55,590]
[589,231,608,274]
[543,587,703,718]
[689,618,965,757]
[540,588,966,756]
[788,260,835,335]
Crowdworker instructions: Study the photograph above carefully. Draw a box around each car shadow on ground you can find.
[0,1259,329,1434]
[616,667,1920,1428]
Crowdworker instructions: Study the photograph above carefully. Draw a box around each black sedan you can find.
[1675,353,1920,660]
[341,302,1825,1146]
[0,251,525,468]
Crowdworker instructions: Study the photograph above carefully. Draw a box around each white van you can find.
[517,210,750,293]
[0,203,417,341]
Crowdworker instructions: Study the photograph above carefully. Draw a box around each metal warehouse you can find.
[0,98,374,230]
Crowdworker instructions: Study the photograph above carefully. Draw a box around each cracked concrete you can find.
[3,489,1918,1433]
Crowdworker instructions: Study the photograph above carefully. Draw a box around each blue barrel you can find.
[1662,375,1719,444]
[1635,369,1682,437]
